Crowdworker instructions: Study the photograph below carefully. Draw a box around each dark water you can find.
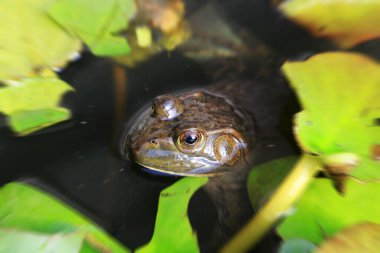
[0,1,316,252]
[0,53,215,249]
[0,55,297,252]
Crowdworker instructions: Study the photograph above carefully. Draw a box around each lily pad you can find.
[279,0,380,48]
[0,229,85,253]
[9,108,71,135]
[247,156,380,245]
[315,222,380,253]
[0,0,81,81]
[282,52,380,181]
[0,182,129,253]
[136,177,208,253]
[49,0,136,56]
[277,179,380,243]
[0,77,73,135]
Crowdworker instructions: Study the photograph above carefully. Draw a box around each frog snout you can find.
[129,139,160,161]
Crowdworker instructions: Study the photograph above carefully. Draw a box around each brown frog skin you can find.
[121,80,291,251]
[124,87,255,177]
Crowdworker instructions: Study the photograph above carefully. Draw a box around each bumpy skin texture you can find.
[123,87,255,176]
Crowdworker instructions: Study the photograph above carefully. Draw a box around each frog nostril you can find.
[151,138,158,145]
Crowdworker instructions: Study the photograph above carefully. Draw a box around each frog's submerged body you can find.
[121,80,291,251]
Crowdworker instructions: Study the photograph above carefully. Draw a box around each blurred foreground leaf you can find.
[113,0,190,66]
[0,0,81,81]
[282,52,380,181]
[0,77,73,135]
[279,0,380,48]
[247,157,380,244]
[136,177,208,253]
[49,0,136,56]
[0,229,85,253]
[278,238,316,253]
[277,178,380,243]
[247,156,299,210]
[10,108,71,135]
[315,223,380,253]
[0,182,129,253]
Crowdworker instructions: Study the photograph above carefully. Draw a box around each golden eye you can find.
[176,128,205,152]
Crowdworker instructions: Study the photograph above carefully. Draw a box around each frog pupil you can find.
[184,134,197,145]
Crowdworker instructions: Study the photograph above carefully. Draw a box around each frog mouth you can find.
[131,149,223,177]
[135,161,223,177]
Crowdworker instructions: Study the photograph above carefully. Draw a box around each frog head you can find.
[122,90,254,176]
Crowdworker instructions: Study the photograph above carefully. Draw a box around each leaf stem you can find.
[221,153,322,253]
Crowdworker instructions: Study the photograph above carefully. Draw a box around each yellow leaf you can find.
[0,0,81,81]
[282,52,380,180]
[0,77,74,134]
[315,223,380,253]
[279,0,380,48]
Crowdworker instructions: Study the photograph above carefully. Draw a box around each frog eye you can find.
[183,133,198,145]
[176,128,205,152]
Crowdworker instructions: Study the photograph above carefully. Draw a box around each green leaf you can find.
[282,52,380,181]
[277,179,380,243]
[247,156,380,245]
[0,77,73,135]
[136,177,208,253]
[0,229,85,253]
[0,0,81,81]
[247,156,299,210]
[0,182,129,253]
[315,222,380,253]
[278,0,380,48]
[49,0,136,56]
[10,108,71,135]
[279,239,316,253]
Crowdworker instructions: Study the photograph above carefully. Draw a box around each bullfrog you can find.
[121,80,292,251]
[124,87,255,176]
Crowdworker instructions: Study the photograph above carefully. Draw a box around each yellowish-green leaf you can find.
[277,179,380,243]
[0,229,85,253]
[315,223,380,253]
[248,156,380,246]
[0,182,129,253]
[279,0,380,48]
[0,77,72,113]
[282,52,380,181]
[49,0,136,56]
[0,77,73,134]
[10,108,71,135]
[0,0,81,81]
[136,177,208,253]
